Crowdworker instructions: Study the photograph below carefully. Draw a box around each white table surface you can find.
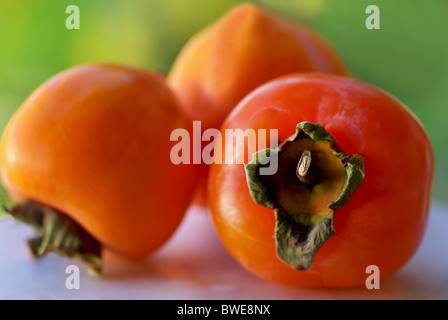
[1,201,447,300]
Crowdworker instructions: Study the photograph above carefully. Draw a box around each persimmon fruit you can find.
[208,73,434,287]
[168,3,350,207]
[0,64,196,273]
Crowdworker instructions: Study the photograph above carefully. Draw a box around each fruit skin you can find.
[168,3,349,131]
[0,64,196,258]
[208,73,434,288]
[168,3,350,207]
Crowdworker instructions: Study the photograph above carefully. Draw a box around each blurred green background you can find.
[0,0,447,205]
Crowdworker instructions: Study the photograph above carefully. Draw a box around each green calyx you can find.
[245,122,365,270]
[6,201,103,275]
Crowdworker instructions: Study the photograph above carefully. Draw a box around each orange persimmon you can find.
[0,64,195,273]
[168,3,350,207]
[208,73,434,287]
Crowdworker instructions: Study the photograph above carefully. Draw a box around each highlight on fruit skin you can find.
[0,64,196,274]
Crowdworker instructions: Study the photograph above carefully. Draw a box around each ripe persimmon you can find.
[0,64,195,273]
[168,3,350,207]
[208,73,434,287]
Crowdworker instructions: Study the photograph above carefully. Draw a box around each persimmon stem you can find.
[297,150,312,184]
[245,121,365,270]
[6,201,103,275]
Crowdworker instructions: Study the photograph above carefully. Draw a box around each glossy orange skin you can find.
[168,3,349,131]
[168,3,350,207]
[0,64,195,258]
[208,73,434,287]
